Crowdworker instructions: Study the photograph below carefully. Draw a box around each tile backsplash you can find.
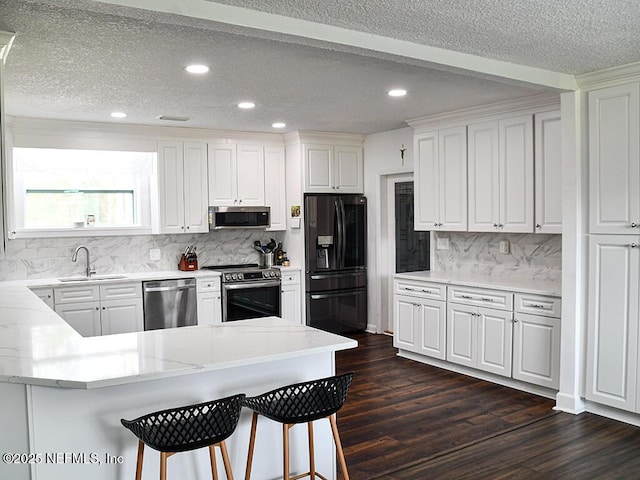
[0,230,285,281]
[432,231,561,282]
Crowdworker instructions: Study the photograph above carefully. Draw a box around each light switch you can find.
[500,240,510,254]
[150,248,161,261]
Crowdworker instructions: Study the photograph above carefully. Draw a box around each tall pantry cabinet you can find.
[586,82,640,413]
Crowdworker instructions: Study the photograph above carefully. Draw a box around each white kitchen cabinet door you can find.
[158,141,185,234]
[182,142,209,233]
[439,126,467,231]
[468,121,500,232]
[207,144,238,206]
[446,303,476,368]
[264,146,286,231]
[304,144,334,193]
[334,146,363,193]
[534,111,563,234]
[414,132,440,230]
[417,297,447,360]
[197,292,222,326]
[100,298,143,335]
[586,235,640,412]
[513,312,560,389]
[589,83,640,235]
[55,301,101,337]
[236,144,265,205]
[281,284,302,324]
[394,294,420,353]
[499,115,534,233]
[477,307,513,377]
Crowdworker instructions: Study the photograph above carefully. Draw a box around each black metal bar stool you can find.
[121,393,245,480]
[243,372,354,480]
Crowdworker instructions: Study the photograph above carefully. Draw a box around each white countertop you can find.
[0,284,356,389]
[394,271,561,297]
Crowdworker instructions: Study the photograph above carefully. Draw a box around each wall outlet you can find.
[500,240,510,255]
[436,237,449,250]
[149,248,161,261]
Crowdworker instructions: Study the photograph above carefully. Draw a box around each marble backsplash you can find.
[0,230,285,281]
[432,231,562,282]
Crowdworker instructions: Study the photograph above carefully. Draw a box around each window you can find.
[9,147,156,236]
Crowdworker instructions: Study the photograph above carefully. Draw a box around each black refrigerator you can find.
[305,194,367,333]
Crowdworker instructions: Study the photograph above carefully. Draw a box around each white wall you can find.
[363,126,414,333]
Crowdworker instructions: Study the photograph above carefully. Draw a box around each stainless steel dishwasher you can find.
[142,278,197,330]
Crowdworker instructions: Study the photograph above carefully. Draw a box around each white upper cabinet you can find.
[468,115,534,232]
[208,144,265,206]
[264,146,286,231]
[304,143,363,193]
[414,127,467,231]
[534,111,563,234]
[589,83,640,234]
[158,141,208,234]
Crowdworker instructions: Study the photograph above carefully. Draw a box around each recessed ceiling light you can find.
[238,102,256,109]
[185,64,210,74]
[388,89,407,97]
[110,111,127,118]
[272,122,286,129]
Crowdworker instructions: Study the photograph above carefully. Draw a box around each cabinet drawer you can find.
[54,285,100,304]
[99,282,142,300]
[514,293,561,318]
[197,277,221,293]
[281,270,300,285]
[447,285,513,311]
[394,280,446,301]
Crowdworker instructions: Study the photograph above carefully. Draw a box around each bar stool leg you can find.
[220,441,234,480]
[160,452,170,480]
[329,415,349,480]
[245,412,259,480]
[209,445,219,480]
[307,422,315,478]
[135,440,144,480]
[283,423,291,480]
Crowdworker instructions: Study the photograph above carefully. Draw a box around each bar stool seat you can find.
[121,393,245,480]
[243,372,354,480]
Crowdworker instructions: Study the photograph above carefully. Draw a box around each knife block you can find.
[178,254,198,271]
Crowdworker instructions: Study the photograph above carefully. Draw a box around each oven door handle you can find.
[223,281,281,290]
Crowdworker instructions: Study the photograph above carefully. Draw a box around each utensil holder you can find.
[259,252,274,269]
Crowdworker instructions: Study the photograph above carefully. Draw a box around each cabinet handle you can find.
[438,223,443,227]
[631,243,638,248]
[513,318,519,323]
[102,307,106,310]
[536,224,541,229]
[530,304,545,308]
[481,297,494,302]
[498,223,504,228]
[434,222,439,227]
[95,307,99,311]
[631,223,638,228]
[239,199,243,203]
[421,289,435,294]
[493,223,498,228]
[186,226,190,230]
[461,294,473,299]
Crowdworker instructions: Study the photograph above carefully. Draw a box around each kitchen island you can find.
[0,284,357,480]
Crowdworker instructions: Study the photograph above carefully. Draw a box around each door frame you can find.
[379,172,414,334]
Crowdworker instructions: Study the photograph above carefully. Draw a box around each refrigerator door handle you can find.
[339,198,347,268]
[335,199,344,269]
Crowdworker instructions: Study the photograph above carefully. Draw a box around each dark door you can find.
[305,195,340,273]
[340,195,367,270]
[306,287,367,333]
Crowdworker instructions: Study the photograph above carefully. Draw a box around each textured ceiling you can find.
[2,0,634,135]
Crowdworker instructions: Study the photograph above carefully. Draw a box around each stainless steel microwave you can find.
[208,206,270,229]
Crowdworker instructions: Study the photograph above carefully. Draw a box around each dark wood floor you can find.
[335,332,640,480]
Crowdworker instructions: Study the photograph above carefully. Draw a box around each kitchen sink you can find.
[58,274,128,282]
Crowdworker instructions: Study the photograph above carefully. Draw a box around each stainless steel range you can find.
[201,264,281,322]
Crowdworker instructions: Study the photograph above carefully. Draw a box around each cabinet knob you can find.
[632,223,638,228]
[493,223,498,228]
[631,243,638,248]
[239,199,242,203]
[434,222,439,227]
[536,224,541,229]
[513,318,519,323]
[498,223,504,228]
[95,307,99,311]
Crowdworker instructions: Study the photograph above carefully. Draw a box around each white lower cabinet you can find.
[393,276,561,391]
[447,302,513,377]
[280,269,301,324]
[30,287,54,309]
[196,277,222,326]
[54,282,143,336]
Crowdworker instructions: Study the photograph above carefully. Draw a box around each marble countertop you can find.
[0,284,356,389]
[394,271,561,297]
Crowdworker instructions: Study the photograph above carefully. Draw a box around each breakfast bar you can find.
[0,285,357,480]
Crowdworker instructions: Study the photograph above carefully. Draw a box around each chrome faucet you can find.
[72,245,96,277]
